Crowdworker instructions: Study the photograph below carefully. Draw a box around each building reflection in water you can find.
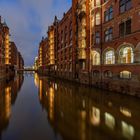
[36,75,140,140]
[105,112,115,130]
[5,86,11,119]
[121,121,135,139]
[0,74,24,138]
[34,73,39,88]
[120,107,132,118]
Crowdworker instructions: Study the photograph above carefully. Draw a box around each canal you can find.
[0,73,140,140]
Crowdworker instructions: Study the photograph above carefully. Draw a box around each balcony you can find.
[50,60,55,65]
[78,39,86,48]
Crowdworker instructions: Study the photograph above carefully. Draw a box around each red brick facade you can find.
[57,8,73,79]
[0,16,24,78]
[37,0,140,96]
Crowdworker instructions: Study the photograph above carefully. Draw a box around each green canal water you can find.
[0,73,140,140]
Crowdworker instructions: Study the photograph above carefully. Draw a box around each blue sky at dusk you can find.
[0,0,71,66]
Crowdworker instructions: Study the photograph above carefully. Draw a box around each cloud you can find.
[0,0,71,65]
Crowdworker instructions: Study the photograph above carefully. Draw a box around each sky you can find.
[0,0,71,66]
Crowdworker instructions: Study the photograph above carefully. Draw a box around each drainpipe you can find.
[100,2,103,89]
[89,0,92,86]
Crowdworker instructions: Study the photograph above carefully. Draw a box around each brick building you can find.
[17,52,24,70]
[72,0,90,79]
[47,16,59,75]
[37,0,140,96]
[0,16,24,77]
[10,42,18,67]
[38,37,48,74]
[34,56,38,70]
[89,0,140,94]
[56,8,73,79]
[38,38,48,68]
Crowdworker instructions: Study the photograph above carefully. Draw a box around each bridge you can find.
[17,67,37,72]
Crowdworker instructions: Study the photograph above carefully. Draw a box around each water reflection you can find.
[36,75,140,140]
[0,74,24,138]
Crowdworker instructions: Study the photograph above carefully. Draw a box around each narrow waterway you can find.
[0,73,140,140]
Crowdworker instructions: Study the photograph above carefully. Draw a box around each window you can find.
[82,61,86,70]
[126,19,131,35]
[104,71,113,78]
[95,32,100,44]
[95,0,101,6]
[104,50,115,64]
[92,51,100,65]
[91,0,94,10]
[104,6,113,22]
[119,46,134,64]
[93,70,100,77]
[95,13,101,25]
[120,0,132,13]
[120,71,131,79]
[119,19,131,37]
[119,22,125,37]
[105,28,113,42]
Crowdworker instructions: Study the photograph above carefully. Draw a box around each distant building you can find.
[9,42,18,68]
[56,8,73,78]
[17,52,24,70]
[34,56,38,70]
[0,16,24,77]
[38,38,48,68]
[47,17,59,73]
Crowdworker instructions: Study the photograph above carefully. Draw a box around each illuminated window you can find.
[95,12,101,25]
[95,0,101,6]
[93,70,100,77]
[104,70,113,78]
[82,62,86,70]
[80,61,86,70]
[120,71,131,79]
[119,47,134,63]
[104,50,115,64]
[90,0,94,10]
[92,51,100,65]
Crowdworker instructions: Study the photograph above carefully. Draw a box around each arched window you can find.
[120,71,131,79]
[104,70,113,78]
[92,51,100,65]
[119,47,134,64]
[104,50,115,64]
[95,12,101,25]
[93,70,100,77]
